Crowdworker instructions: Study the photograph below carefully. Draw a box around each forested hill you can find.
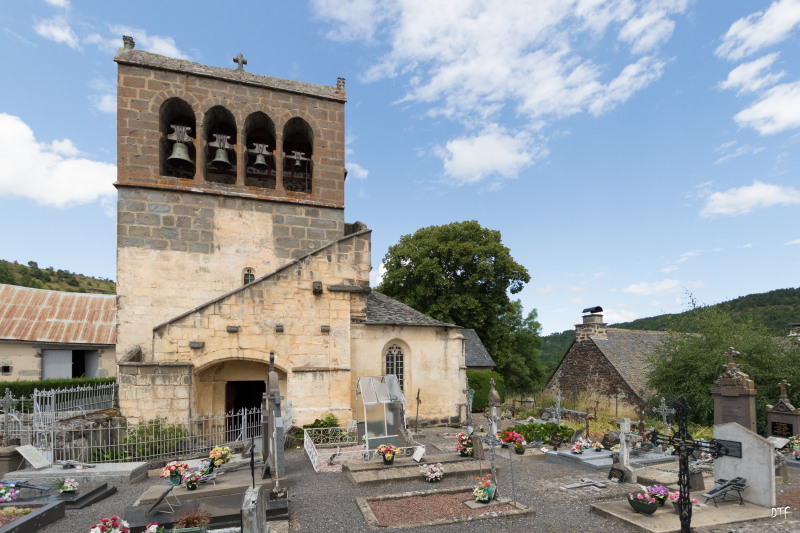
[0,260,115,294]
[541,287,800,373]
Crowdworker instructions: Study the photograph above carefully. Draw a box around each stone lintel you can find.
[292,366,351,373]
[327,285,371,293]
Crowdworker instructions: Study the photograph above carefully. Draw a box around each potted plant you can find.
[627,491,658,514]
[145,523,165,533]
[160,461,189,486]
[208,445,232,471]
[473,475,495,503]
[89,516,131,533]
[59,477,79,493]
[183,470,203,491]
[667,490,699,513]
[455,432,473,456]
[375,443,401,465]
[591,441,604,452]
[646,484,669,506]
[172,508,212,533]
[0,483,19,502]
[419,463,444,482]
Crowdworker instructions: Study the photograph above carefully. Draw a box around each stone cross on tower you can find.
[653,396,675,432]
[778,380,791,399]
[725,347,740,367]
[233,53,247,71]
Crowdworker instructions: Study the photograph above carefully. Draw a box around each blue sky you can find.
[1,0,799,334]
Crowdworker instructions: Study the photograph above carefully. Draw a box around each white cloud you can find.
[739,243,753,248]
[784,239,800,245]
[370,262,386,287]
[716,0,800,61]
[660,249,703,273]
[34,16,79,49]
[88,78,116,114]
[347,162,369,179]
[567,285,588,293]
[315,1,686,183]
[536,284,562,294]
[45,0,70,7]
[86,27,188,59]
[734,81,800,135]
[0,114,115,207]
[604,308,641,324]
[718,53,785,94]
[713,140,765,164]
[701,180,800,217]
[622,278,702,296]
[437,127,540,184]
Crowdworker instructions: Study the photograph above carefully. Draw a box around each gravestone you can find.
[713,422,775,507]
[241,484,270,533]
[766,380,800,439]
[711,348,757,433]
[15,445,50,470]
[615,418,636,483]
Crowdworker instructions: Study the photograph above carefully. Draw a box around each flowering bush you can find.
[0,484,18,502]
[473,475,494,501]
[89,516,130,533]
[456,432,473,455]
[160,461,188,479]
[667,491,699,504]
[375,443,401,460]
[145,523,165,533]
[420,463,444,482]
[628,491,657,504]
[209,445,232,466]
[646,484,669,503]
[59,477,79,493]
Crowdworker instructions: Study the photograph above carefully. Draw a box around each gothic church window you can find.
[385,344,404,391]
[243,268,255,285]
[282,117,313,193]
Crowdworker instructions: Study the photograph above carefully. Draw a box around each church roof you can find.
[364,292,455,327]
[590,328,670,394]
[0,284,116,346]
[461,329,496,368]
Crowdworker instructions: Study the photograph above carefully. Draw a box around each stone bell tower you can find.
[114,37,348,359]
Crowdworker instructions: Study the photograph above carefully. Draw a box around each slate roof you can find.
[364,292,455,327]
[462,329,496,368]
[591,328,670,394]
[0,284,116,345]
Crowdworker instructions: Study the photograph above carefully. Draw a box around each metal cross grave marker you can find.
[653,397,675,433]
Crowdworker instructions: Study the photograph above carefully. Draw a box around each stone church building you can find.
[113,40,466,426]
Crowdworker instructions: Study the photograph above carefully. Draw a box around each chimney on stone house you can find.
[575,306,607,341]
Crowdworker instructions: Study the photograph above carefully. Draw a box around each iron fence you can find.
[303,426,420,472]
[32,382,117,426]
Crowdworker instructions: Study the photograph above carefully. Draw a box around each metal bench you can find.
[702,477,747,506]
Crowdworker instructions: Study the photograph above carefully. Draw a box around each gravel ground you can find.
[31,422,800,532]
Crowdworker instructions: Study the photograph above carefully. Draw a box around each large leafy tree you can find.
[377,220,543,391]
[648,302,800,431]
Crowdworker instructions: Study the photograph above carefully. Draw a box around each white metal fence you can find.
[32,382,117,427]
[303,426,419,472]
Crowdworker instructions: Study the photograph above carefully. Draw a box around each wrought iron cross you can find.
[653,397,675,432]
[649,397,731,533]
[233,53,247,71]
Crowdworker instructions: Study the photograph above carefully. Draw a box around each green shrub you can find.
[121,418,188,460]
[0,378,116,398]
[515,421,574,442]
[302,413,342,442]
[467,370,506,411]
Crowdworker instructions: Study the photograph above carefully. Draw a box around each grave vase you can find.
[514,446,525,455]
[186,481,198,491]
[459,449,471,457]
[382,455,394,466]
[627,498,658,515]
[169,473,182,486]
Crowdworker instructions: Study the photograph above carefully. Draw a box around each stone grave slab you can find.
[546,449,675,472]
[4,461,147,485]
[15,445,51,470]
[714,421,775,507]
[527,473,636,503]
[10,481,117,510]
[0,500,65,533]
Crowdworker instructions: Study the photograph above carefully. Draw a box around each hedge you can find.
[0,377,116,398]
[467,370,506,412]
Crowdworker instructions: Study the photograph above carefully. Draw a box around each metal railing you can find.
[303,426,419,472]
[32,382,117,427]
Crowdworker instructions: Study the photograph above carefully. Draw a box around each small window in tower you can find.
[243,268,255,285]
[385,344,404,391]
[1,366,12,375]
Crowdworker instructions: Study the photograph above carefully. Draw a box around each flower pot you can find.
[477,497,492,504]
[593,449,602,452]
[382,456,394,465]
[426,478,441,483]
[169,474,183,486]
[186,482,198,491]
[514,447,525,455]
[460,449,471,457]
[628,498,658,515]
[501,443,508,449]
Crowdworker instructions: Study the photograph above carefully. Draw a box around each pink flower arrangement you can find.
[159,461,188,479]
[667,491,699,504]
[628,492,657,504]
[89,516,130,533]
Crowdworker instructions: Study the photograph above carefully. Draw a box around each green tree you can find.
[647,302,800,431]
[377,220,542,391]
[0,262,14,284]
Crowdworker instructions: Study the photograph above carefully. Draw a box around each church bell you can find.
[252,153,268,172]
[167,142,194,170]
[209,148,233,170]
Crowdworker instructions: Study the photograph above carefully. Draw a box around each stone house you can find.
[113,40,466,426]
[0,284,116,380]
[546,308,668,406]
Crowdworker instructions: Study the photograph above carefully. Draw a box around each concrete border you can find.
[355,485,534,530]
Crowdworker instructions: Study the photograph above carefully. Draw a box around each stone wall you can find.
[350,324,466,423]
[118,231,371,425]
[548,340,639,403]
[0,343,116,381]
[116,187,344,358]
[117,361,192,423]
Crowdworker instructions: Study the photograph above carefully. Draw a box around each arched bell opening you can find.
[160,98,196,179]
[282,117,313,193]
[204,106,237,185]
[244,112,276,189]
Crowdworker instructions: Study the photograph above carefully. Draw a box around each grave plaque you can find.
[711,348,757,433]
[600,434,619,449]
[715,439,742,458]
[771,422,793,438]
[549,434,564,449]
[607,468,625,483]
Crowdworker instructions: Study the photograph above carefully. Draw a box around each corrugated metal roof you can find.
[0,284,116,345]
